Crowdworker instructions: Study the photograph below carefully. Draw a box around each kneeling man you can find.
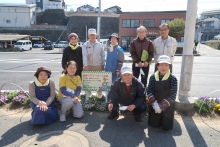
[107,66,147,122]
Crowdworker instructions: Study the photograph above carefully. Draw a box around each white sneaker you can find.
[60,114,66,122]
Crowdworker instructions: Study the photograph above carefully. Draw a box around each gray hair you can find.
[136,25,147,32]
[159,23,170,29]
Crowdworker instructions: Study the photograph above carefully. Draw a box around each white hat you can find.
[121,66,132,75]
[157,55,171,64]
[88,28,96,35]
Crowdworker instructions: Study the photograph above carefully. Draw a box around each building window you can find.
[122,20,139,28]
[36,0,41,2]
[161,19,173,24]
[143,19,155,27]
[121,36,136,50]
[6,20,11,24]
[33,11,35,15]
[203,21,214,27]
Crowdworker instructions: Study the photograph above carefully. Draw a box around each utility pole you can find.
[97,0,101,41]
[86,25,87,41]
[177,0,198,110]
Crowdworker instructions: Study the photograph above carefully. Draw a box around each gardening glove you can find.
[152,101,162,113]
[158,99,172,111]
[148,93,157,105]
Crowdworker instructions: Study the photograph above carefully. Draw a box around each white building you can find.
[104,6,122,13]
[0,3,36,27]
[195,9,220,41]
[26,0,65,13]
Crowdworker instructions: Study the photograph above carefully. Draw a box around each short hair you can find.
[159,23,170,30]
[136,25,147,32]
[64,61,78,74]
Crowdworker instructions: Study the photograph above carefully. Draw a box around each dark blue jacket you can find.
[107,77,146,107]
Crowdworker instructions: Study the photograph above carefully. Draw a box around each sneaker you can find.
[107,112,119,120]
[135,114,142,122]
[60,114,66,122]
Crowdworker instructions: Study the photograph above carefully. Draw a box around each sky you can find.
[0,0,220,16]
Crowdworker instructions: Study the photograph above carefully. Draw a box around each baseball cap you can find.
[88,28,96,35]
[121,66,132,75]
[157,55,171,64]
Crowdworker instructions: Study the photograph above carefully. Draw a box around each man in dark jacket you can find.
[107,66,147,122]
[130,25,154,87]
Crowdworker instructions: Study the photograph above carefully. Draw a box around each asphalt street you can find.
[0,44,220,97]
[0,44,220,147]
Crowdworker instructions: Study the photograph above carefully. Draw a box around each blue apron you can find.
[105,46,120,82]
[30,81,58,125]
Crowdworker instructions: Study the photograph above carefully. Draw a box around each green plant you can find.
[22,97,31,105]
[81,94,107,111]
[7,91,18,102]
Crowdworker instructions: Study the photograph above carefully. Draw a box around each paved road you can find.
[0,108,220,147]
[0,45,220,147]
[0,44,220,97]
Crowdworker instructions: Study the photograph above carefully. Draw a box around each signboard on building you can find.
[82,71,112,91]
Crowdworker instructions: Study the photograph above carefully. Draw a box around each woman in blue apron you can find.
[29,67,59,125]
[147,55,177,131]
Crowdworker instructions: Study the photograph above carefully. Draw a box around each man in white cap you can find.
[147,55,177,131]
[107,65,147,122]
[82,28,105,71]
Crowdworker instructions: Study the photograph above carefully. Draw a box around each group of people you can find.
[29,23,178,131]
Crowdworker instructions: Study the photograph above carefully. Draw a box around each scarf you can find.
[110,43,118,52]
[35,78,49,86]
[154,70,170,81]
[69,43,79,50]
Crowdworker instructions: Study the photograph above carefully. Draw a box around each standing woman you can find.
[29,67,59,125]
[58,61,84,122]
[105,33,124,82]
[62,33,83,78]
[147,55,177,131]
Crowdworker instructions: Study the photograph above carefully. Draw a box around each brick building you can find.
[118,11,186,47]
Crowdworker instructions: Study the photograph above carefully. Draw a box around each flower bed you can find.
[194,96,220,115]
[0,91,30,105]
[2,91,220,115]
[0,91,107,112]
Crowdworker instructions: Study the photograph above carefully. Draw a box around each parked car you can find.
[53,42,58,48]
[78,42,84,47]
[44,41,54,50]
[200,40,209,44]
[33,42,44,48]
[214,34,220,40]
[57,41,68,48]
[14,40,32,51]
[100,39,108,50]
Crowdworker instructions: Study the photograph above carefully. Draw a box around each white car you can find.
[15,40,32,51]
[214,34,220,40]
[33,42,44,48]
[57,41,68,48]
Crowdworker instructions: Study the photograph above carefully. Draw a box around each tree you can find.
[166,18,185,39]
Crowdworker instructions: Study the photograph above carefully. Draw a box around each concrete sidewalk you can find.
[0,107,219,147]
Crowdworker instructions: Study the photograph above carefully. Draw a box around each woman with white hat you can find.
[147,55,177,131]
